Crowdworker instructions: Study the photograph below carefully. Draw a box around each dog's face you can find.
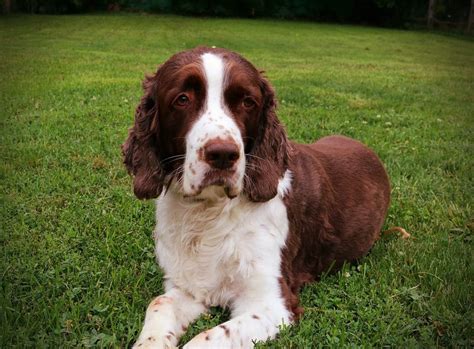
[122,47,289,202]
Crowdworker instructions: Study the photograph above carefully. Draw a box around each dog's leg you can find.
[183,275,290,349]
[133,287,207,349]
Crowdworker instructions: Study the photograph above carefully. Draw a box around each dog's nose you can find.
[204,141,240,170]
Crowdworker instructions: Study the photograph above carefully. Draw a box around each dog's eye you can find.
[242,97,256,109]
[175,94,190,107]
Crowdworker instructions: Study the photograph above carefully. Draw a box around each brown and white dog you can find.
[122,47,390,348]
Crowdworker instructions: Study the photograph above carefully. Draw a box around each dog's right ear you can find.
[121,73,163,200]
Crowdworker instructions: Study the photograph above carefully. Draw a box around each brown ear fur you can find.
[121,74,163,200]
[244,75,290,202]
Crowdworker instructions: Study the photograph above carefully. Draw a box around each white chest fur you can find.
[153,186,289,307]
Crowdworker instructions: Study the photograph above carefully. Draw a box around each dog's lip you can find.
[184,177,240,200]
[224,186,238,199]
[183,184,239,200]
[182,195,206,202]
[182,168,241,200]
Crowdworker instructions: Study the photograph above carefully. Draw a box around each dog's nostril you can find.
[228,152,239,162]
[204,142,240,170]
[207,152,221,162]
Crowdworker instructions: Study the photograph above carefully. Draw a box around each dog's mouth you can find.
[185,169,240,199]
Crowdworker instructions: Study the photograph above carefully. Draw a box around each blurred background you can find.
[2,0,474,32]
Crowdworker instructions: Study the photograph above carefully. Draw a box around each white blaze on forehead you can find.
[198,52,240,140]
[202,53,225,110]
[181,52,246,196]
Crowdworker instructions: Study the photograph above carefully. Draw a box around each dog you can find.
[122,47,390,348]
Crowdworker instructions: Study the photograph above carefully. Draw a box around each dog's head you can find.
[122,47,289,202]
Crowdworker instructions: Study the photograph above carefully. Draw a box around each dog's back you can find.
[282,135,390,283]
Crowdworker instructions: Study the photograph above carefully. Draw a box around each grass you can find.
[0,14,472,348]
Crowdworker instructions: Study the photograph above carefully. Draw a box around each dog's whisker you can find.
[160,154,186,166]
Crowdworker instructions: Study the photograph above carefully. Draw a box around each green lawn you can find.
[1,14,472,348]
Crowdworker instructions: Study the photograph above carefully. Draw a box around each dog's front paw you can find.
[183,325,241,349]
[133,334,177,349]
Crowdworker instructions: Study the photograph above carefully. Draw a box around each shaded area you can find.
[3,0,473,29]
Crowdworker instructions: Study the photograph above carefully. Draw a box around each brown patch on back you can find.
[279,135,391,320]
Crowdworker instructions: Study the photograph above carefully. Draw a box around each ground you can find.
[0,14,472,348]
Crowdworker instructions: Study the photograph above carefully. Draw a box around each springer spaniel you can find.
[122,47,390,348]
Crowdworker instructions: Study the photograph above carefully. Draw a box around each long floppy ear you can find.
[121,74,163,200]
[244,75,290,202]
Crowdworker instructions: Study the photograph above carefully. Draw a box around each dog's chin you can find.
[184,177,241,201]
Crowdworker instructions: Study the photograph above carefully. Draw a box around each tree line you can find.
[3,0,473,30]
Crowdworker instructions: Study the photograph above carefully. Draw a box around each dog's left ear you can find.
[244,74,290,202]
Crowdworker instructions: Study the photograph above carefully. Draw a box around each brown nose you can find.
[204,141,240,169]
